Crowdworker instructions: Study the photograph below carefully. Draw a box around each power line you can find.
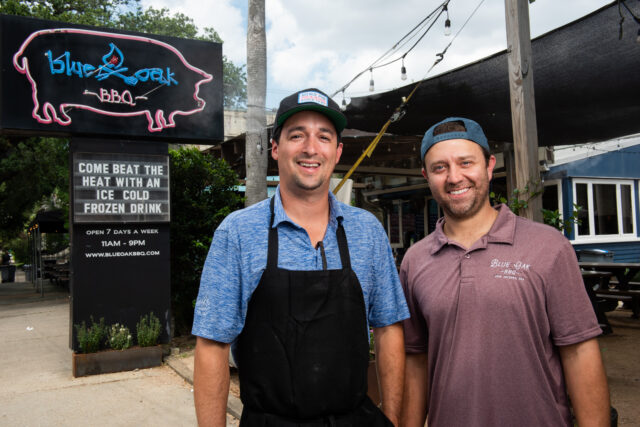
[331,0,450,97]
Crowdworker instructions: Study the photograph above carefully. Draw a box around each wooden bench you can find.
[50,262,70,288]
[595,287,640,319]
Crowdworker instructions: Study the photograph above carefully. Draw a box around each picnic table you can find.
[581,270,613,334]
[579,262,640,319]
[578,262,640,290]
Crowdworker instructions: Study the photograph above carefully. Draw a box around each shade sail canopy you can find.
[344,1,640,147]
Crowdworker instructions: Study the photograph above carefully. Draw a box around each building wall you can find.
[545,141,640,261]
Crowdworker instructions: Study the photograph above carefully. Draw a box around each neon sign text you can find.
[45,43,178,87]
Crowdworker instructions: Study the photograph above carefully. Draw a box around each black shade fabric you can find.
[345,1,640,147]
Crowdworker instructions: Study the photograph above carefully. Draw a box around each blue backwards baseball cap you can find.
[420,117,490,160]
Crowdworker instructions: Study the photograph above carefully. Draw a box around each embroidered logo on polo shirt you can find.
[298,91,328,106]
[490,258,530,281]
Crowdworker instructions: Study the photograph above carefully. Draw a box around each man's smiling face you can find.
[423,138,495,220]
[272,110,342,197]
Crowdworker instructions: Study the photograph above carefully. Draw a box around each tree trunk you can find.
[245,0,268,206]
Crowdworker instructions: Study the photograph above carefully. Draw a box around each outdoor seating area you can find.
[580,260,640,320]
[42,248,70,289]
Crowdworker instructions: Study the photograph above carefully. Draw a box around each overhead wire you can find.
[333,0,487,194]
[330,0,450,98]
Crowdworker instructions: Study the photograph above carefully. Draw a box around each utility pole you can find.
[245,0,268,206]
[504,0,542,222]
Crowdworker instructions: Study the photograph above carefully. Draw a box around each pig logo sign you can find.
[1,14,223,141]
[12,28,212,133]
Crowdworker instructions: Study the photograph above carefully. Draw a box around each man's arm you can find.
[193,337,231,427]
[373,322,405,426]
[558,338,610,427]
[401,352,428,427]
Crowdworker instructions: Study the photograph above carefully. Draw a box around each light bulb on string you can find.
[341,90,347,111]
[369,69,375,92]
[401,57,407,81]
[443,5,451,36]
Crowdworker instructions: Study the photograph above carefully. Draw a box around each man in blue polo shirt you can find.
[192,88,409,427]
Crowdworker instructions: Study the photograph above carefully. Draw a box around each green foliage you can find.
[0,0,133,26]
[542,204,582,233]
[108,322,133,350]
[136,312,161,347]
[75,316,107,353]
[0,137,68,240]
[369,329,375,361]
[490,181,542,216]
[4,235,29,264]
[169,147,242,334]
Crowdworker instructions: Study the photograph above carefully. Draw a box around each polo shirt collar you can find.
[272,185,344,229]
[430,204,516,254]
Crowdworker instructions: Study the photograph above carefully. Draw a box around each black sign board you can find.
[0,14,223,142]
[71,222,171,349]
[69,139,171,350]
[73,152,170,223]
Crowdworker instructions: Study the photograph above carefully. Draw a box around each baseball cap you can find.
[420,117,490,160]
[273,88,347,138]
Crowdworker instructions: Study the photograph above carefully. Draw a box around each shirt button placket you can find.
[460,252,474,285]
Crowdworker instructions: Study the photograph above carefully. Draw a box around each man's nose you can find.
[302,136,320,154]
[447,165,463,183]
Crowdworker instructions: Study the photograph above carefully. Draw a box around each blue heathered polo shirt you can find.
[192,186,409,343]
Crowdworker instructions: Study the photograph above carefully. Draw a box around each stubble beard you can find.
[434,179,490,221]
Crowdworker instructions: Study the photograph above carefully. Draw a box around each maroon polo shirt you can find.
[401,204,601,427]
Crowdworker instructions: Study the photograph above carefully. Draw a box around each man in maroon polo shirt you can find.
[400,117,610,427]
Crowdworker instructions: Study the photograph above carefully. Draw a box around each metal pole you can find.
[37,227,43,297]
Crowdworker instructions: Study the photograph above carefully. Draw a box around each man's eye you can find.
[432,165,445,172]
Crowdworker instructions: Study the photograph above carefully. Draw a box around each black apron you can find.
[236,198,392,427]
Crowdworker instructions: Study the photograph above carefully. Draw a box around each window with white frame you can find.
[542,180,562,214]
[572,179,637,241]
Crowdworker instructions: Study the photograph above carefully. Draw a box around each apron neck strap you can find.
[267,196,352,270]
[267,197,279,269]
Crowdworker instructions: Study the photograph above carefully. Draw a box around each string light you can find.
[444,4,451,36]
[401,56,407,81]
[369,69,375,92]
[331,1,450,97]
[341,90,347,111]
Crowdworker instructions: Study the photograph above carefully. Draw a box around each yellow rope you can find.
[333,81,424,195]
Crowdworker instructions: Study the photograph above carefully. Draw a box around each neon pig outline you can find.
[13,28,213,133]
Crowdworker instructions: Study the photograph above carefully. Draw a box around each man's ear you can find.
[487,154,497,181]
[335,142,343,165]
[271,139,278,161]
[421,167,428,183]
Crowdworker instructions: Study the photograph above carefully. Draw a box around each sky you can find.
[140,0,615,109]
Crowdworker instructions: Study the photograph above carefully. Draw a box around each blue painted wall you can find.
[573,242,640,263]
[548,145,640,179]
[545,145,640,260]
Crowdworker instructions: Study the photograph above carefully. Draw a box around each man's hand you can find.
[559,338,610,427]
[373,322,405,426]
[193,337,231,427]
[401,352,428,427]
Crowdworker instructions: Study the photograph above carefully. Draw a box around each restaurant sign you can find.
[0,14,223,142]
[73,152,169,223]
